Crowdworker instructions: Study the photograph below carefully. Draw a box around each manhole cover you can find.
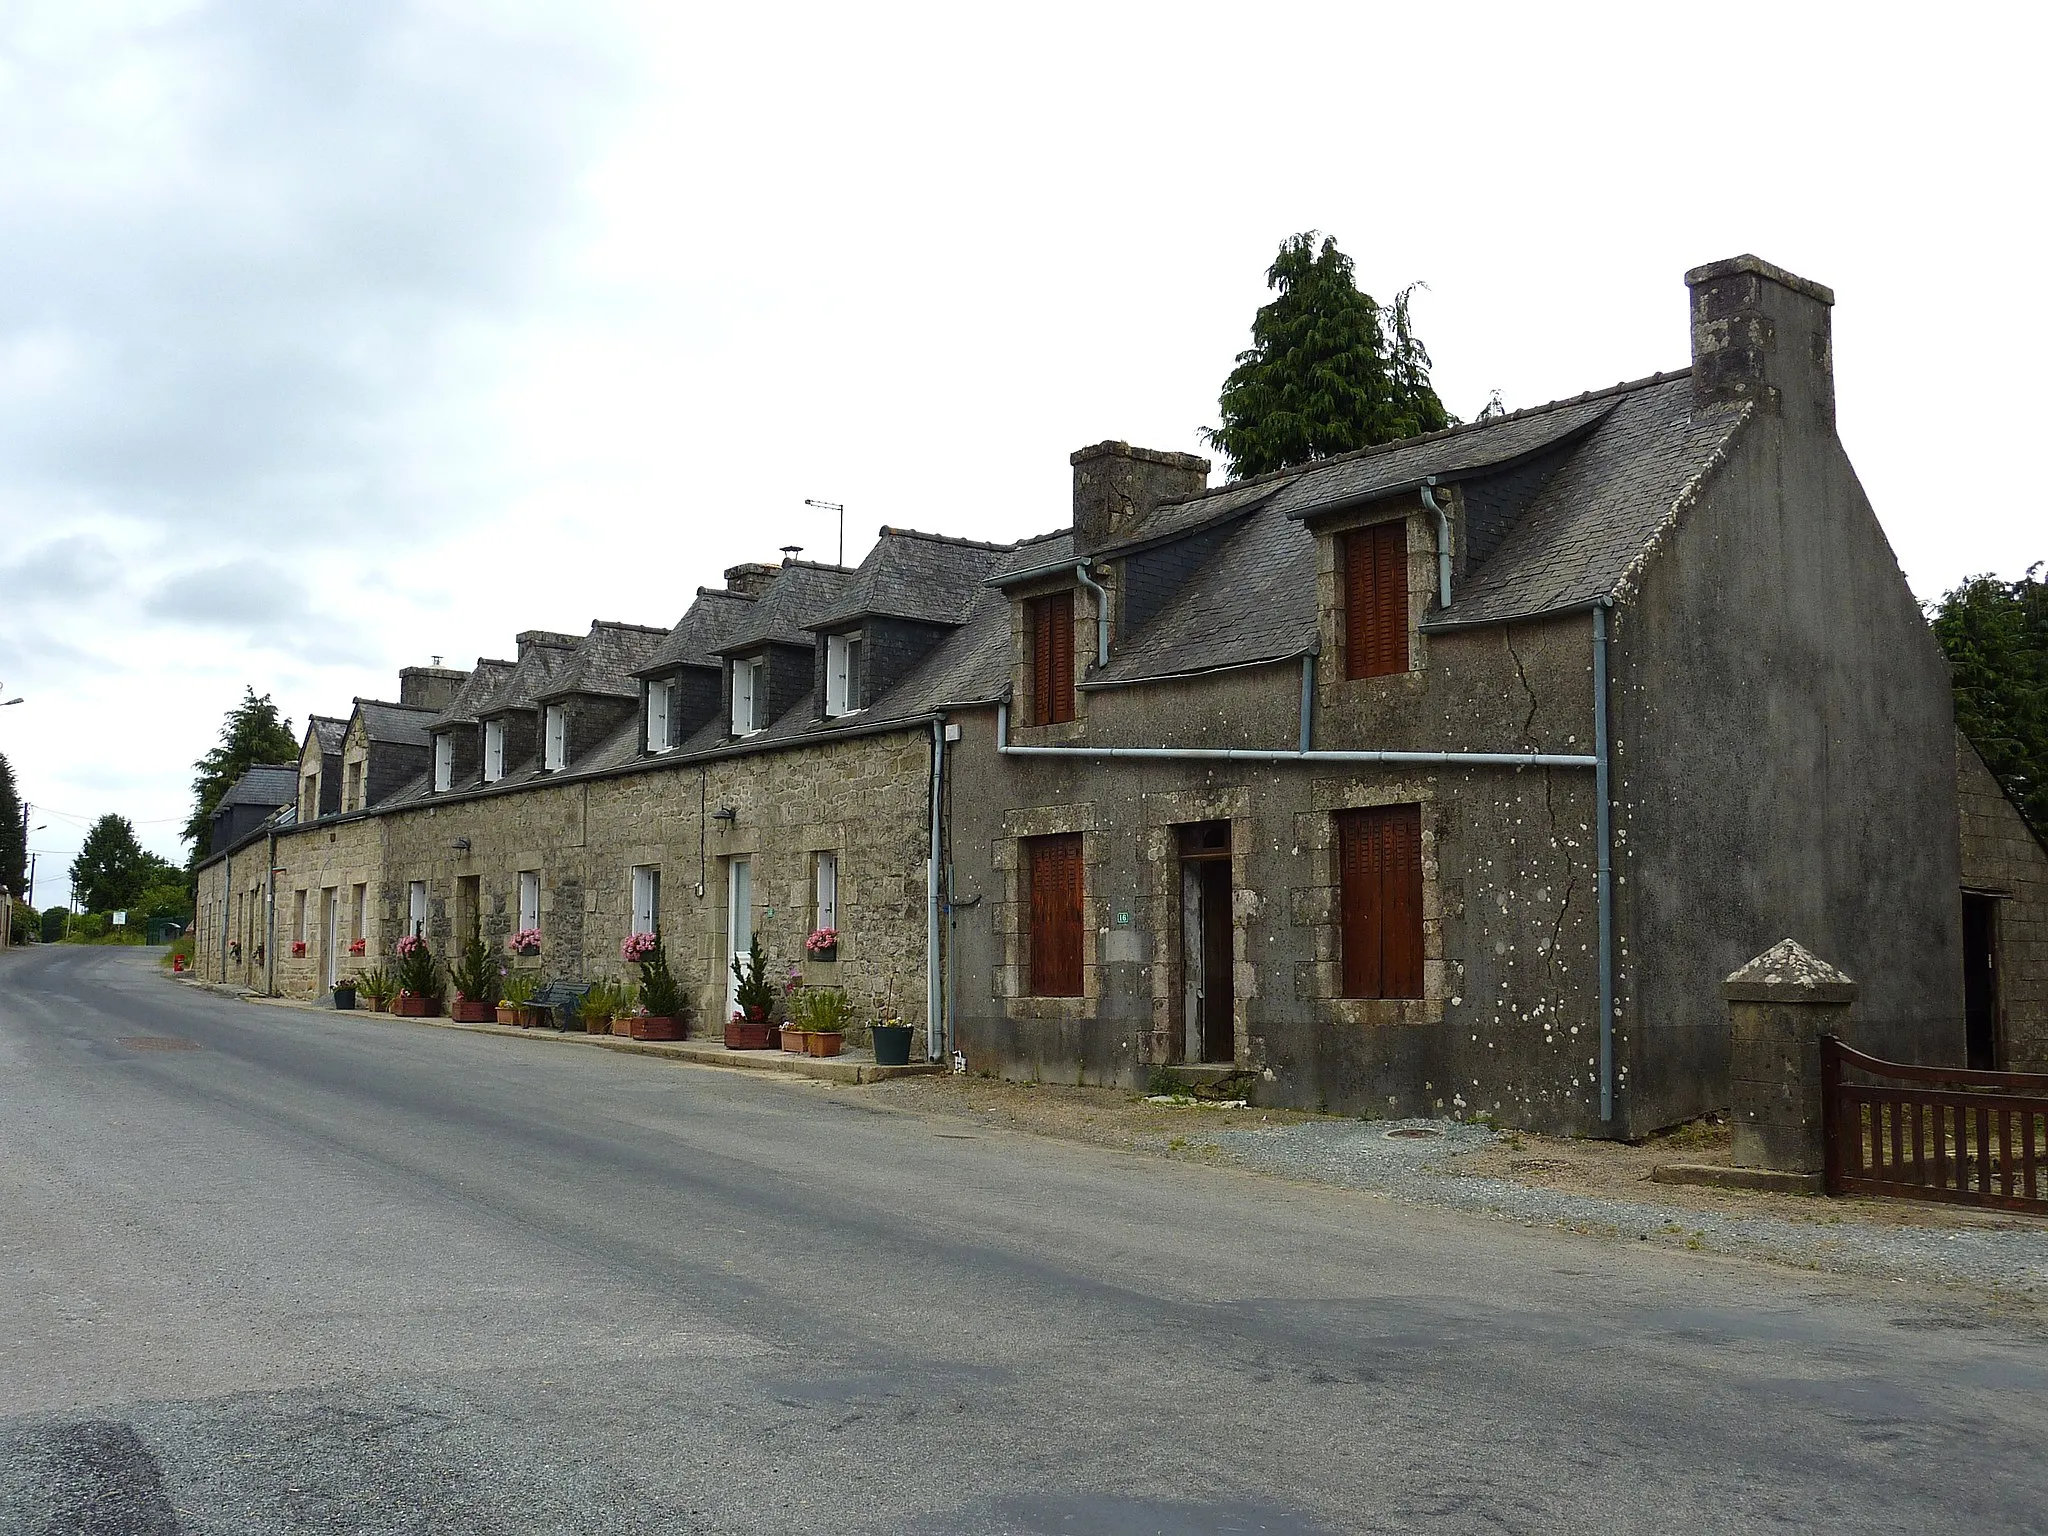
[1385,1126,1442,1140]
[119,1037,199,1052]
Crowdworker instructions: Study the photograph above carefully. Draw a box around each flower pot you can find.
[394,995,437,1018]
[611,1016,633,1036]
[871,1023,914,1067]
[632,1015,683,1041]
[451,998,495,1023]
[331,985,356,1011]
[725,1019,775,1050]
[806,944,838,963]
[780,1024,807,1053]
[495,1004,518,1025]
[583,1015,611,1035]
[804,1030,844,1058]
[369,997,389,1013]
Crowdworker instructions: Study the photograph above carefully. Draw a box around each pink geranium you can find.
[509,928,543,956]
[396,934,427,958]
[621,931,659,963]
[804,927,839,954]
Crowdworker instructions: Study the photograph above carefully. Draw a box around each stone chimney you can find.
[513,630,582,662]
[1070,441,1211,552]
[398,665,467,712]
[722,562,781,599]
[1685,254,1836,427]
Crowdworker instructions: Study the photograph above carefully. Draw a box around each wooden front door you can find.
[1178,822,1234,1063]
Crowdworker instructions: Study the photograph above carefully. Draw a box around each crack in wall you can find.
[1504,626,1539,744]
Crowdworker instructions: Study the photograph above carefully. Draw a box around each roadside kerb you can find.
[172,976,939,1086]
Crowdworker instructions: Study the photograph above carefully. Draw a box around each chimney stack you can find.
[1070,441,1211,552]
[722,562,780,599]
[398,665,467,712]
[1686,255,1835,427]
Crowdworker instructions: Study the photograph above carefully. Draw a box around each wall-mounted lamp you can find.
[712,806,737,826]
[453,837,471,851]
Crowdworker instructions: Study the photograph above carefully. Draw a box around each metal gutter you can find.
[1079,648,1315,694]
[1072,562,1111,670]
[1419,476,1453,609]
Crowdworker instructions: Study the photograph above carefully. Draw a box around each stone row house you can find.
[195,256,2048,1137]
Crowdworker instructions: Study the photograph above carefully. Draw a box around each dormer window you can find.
[1342,522,1409,679]
[483,719,506,783]
[432,733,453,792]
[300,770,319,821]
[646,679,673,753]
[731,655,766,736]
[343,759,364,811]
[1025,591,1076,725]
[825,631,864,718]
[543,704,567,771]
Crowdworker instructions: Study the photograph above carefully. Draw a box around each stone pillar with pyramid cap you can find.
[1723,940,1857,1173]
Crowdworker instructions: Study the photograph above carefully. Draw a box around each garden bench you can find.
[527,979,592,1031]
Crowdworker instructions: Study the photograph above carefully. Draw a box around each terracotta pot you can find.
[495,1005,519,1025]
[583,1015,612,1034]
[804,1030,844,1058]
[780,1024,807,1052]
[370,998,390,1014]
[612,1016,633,1036]
[725,1019,775,1050]
[393,995,439,1018]
[632,1015,683,1041]
[451,999,495,1024]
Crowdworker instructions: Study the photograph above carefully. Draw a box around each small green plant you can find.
[626,933,684,1019]
[394,934,444,1002]
[730,933,775,1019]
[789,985,854,1033]
[500,972,542,1007]
[1147,1067,1180,1098]
[356,966,396,1006]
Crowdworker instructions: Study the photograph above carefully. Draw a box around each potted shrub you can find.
[357,967,396,1012]
[448,920,502,1023]
[581,979,613,1035]
[872,1009,914,1067]
[331,978,357,1010]
[498,972,540,1025]
[623,932,686,1041]
[805,925,839,963]
[726,934,776,1050]
[790,984,853,1058]
[393,935,445,1017]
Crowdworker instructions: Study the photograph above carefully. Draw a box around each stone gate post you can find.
[1722,939,1856,1173]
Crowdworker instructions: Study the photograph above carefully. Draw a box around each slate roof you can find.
[216,764,298,811]
[1094,372,1752,685]
[806,529,1010,630]
[353,699,438,748]
[633,589,757,677]
[426,659,515,730]
[987,529,1076,585]
[712,562,856,654]
[308,716,346,755]
[535,621,671,701]
[474,634,582,717]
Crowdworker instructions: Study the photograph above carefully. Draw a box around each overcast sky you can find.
[2,1,2042,890]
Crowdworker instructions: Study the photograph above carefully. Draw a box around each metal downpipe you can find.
[1073,561,1110,669]
[1298,653,1316,754]
[1594,601,1616,1123]
[1419,477,1452,610]
[927,717,945,1063]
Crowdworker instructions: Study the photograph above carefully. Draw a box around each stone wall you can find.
[1958,733,2048,1069]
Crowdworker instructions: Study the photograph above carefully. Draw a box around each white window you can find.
[646,680,672,753]
[631,865,660,935]
[726,856,752,1017]
[483,719,505,783]
[815,851,838,933]
[432,733,453,792]
[731,656,765,735]
[518,870,541,933]
[543,704,567,770]
[407,880,428,938]
[825,631,863,717]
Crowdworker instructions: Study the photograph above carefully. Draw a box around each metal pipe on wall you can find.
[927,717,946,1062]
[1072,562,1111,669]
[1418,476,1453,610]
[1593,600,1616,1123]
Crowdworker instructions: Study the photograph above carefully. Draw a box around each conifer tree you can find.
[70,814,170,914]
[0,752,23,898]
[1203,232,1453,480]
[183,687,299,859]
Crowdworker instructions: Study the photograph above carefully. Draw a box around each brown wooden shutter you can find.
[1027,832,1085,995]
[1343,522,1410,680]
[1028,592,1077,724]
[1337,804,1424,999]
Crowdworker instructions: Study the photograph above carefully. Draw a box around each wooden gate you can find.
[1822,1036,2048,1214]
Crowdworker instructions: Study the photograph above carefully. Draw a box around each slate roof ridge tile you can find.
[874,525,1018,553]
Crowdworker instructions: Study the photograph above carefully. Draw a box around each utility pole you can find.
[804,500,846,568]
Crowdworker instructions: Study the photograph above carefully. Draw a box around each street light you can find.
[0,681,20,706]
[804,500,845,568]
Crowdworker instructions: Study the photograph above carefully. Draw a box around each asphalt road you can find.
[3,945,2044,1535]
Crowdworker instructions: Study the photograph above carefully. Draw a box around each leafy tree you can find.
[1930,565,2048,831]
[183,687,298,862]
[0,751,21,899]
[1202,232,1454,480]
[69,815,176,914]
